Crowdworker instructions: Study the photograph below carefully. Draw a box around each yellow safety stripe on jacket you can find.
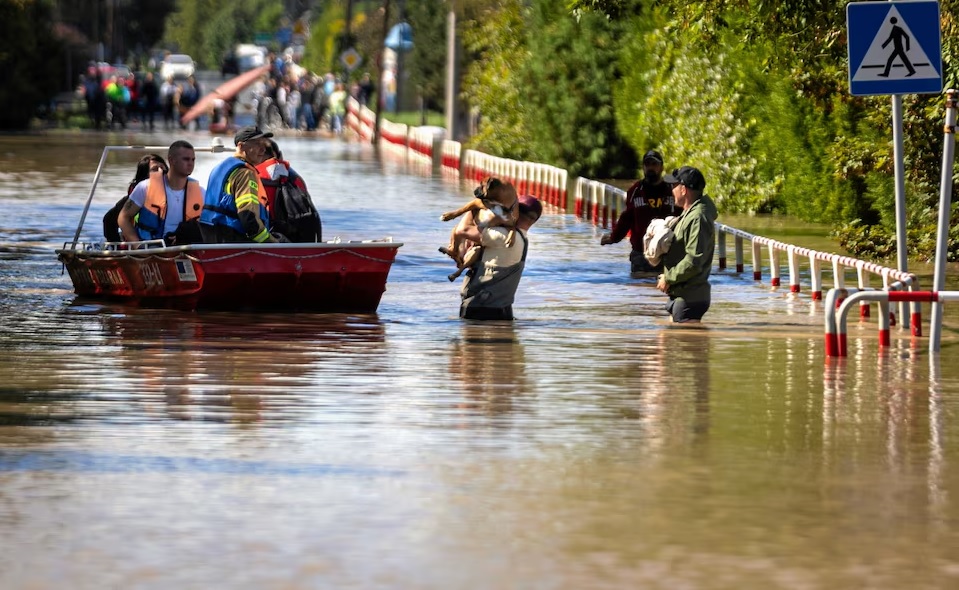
[235,194,261,208]
[252,227,271,242]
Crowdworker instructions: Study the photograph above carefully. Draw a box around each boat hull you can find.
[56,241,402,313]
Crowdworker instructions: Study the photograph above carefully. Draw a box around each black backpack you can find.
[272,175,322,243]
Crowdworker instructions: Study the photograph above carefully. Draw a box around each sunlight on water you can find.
[1,133,959,588]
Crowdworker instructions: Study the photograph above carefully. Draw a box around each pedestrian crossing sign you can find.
[847,0,942,96]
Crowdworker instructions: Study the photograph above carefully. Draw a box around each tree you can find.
[521,0,638,178]
[460,0,532,159]
[164,0,285,69]
[404,0,448,111]
[0,0,66,129]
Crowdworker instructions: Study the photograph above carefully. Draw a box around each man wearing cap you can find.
[456,193,543,320]
[657,166,718,323]
[601,150,676,278]
[200,126,283,243]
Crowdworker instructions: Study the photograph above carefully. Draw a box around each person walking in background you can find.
[104,75,129,130]
[160,75,177,130]
[656,166,718,323]
[328,83,347,134]
[601,150,676,277]
[178,76,201,129]
[140,72,159,131]
[358,72,375,107]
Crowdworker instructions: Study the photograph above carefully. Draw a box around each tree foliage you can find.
[556,0,959,259]
[164,0,286,68]
[404,0,449,111]
[522,0,638,178]
[0,0,66,129]
[460,0,532,160]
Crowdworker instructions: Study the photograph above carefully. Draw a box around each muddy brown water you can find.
[1,132,959,589]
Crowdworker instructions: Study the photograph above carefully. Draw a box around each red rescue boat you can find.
[56,142,402,312]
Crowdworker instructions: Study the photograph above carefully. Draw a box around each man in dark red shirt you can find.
[600,150,677,277]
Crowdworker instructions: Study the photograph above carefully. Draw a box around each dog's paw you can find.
[439,246,456,259]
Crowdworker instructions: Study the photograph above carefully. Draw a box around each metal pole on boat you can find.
[71,146,117,249]
[70,141,228,249]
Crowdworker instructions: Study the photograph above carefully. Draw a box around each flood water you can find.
[2,131,959,589]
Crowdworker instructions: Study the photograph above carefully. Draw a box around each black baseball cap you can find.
[643,150,664,164]
[234,126,273,146]
[664,166,706,191]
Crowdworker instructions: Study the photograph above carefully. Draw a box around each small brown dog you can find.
[439,177,519,281]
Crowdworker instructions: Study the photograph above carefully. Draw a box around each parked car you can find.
[160,54,195,80]
[222,44,268,77]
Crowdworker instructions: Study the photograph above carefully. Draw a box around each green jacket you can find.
[661,194,718,303]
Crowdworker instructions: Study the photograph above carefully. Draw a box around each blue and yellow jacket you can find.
[201,156,273,242]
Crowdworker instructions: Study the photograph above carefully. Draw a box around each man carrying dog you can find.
[600,149,676,277]
[456,194,543,321]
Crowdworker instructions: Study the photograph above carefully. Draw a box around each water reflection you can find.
[448,322,531,416]
[107,310,386,424]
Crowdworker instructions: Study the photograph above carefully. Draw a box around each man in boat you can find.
[600,150,677,278]
[255,139,322,242]
[200,126,285,244]
[117,140,205,245]
[457,194,543,321]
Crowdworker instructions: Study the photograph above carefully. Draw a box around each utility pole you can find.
[373,0,392,145]
[345,0,354,46]
[445,3,458,139]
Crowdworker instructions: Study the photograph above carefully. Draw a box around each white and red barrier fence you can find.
[407,127,445,164]
[573,177,626,228]
[460,150,568,210]
[440,139,461,171]
[825,290,959,357]
[714,223,920,330]
[345,98,375,142]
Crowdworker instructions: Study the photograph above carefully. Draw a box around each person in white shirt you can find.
[118,140,206,245]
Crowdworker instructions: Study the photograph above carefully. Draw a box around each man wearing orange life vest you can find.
[118,140,205,244]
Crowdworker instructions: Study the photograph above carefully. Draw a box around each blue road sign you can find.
[847,0,942,96]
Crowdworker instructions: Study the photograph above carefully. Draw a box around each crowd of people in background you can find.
[250,51,375,135]
[78,62,203,132]
[78,49,377,134]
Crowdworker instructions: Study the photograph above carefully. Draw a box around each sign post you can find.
[846,1,942,330]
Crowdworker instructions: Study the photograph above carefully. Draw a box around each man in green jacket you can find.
[657,166,718,323]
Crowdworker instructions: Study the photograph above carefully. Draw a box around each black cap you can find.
[663,166,706,191]
[234,126,273,146]
[643,150,664,165]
